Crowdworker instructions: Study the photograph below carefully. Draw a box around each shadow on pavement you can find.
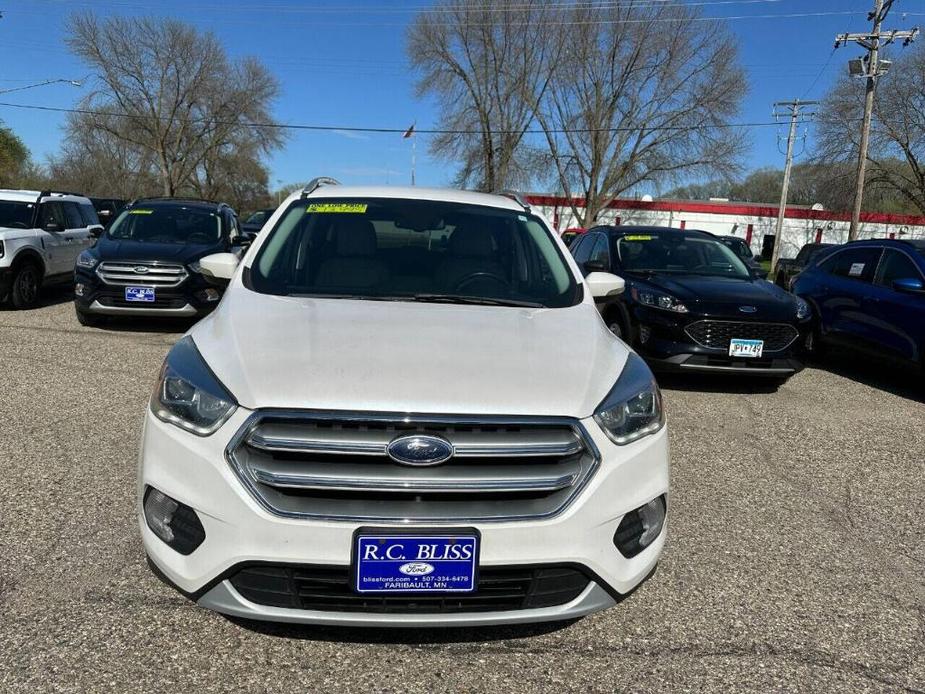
[806,348,924,404]
[93,316,198,334]
[224,615,578,644]
[654,371,785,395]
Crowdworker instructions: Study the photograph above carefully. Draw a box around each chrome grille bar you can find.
[246,425,582,458]
[96,262,188,288]
[250,468,579,493]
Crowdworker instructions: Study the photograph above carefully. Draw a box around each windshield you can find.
[0,201,35,229]
[107,205,222,245]
[248,198,581,308]
[616,232,750,278]
[245,210,269,225]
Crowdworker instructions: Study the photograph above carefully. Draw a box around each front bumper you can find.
[74,268,220,318]
[139,407,670,626]
[631,306,809,377]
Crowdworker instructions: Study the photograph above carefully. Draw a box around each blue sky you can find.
[0,0,920,191]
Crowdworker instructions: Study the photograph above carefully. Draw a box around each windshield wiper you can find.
[409,293,544,308]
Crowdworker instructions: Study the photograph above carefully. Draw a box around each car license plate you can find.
[354,532,479,594]
[729,338,763,358]
[125,286,155,302]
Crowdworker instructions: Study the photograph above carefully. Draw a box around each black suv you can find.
[73,198,247,325]
[570,225,812,380]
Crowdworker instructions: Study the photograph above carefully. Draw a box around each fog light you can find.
[143,487,205,555]
[201,288,221,302]
[613,495,666,558]
[75,283,85,297]
[638,324,652,344]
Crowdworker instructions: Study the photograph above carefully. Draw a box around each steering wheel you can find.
[452,272,511,293]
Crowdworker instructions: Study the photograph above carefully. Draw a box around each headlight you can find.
[188,260,201,273]
[76,250,98,269]
[594,353,665,445]
[795,297,811,320]
[634,288,689,313]
[151,336,237,436]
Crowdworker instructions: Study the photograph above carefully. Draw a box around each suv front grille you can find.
[228,564,591,613]
[226,412,599,522]
[96,261,188,288]
[685,320,798,351]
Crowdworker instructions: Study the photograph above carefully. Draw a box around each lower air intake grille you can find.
[685,320,798,351]
[229,564,591,613]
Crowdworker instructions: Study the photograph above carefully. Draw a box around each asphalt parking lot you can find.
[1,291,923,693]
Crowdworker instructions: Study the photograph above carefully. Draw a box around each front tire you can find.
[10,262,41,309]
[604,307,634,345]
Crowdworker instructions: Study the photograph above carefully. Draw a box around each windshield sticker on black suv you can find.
[849,262,865,276]
[306,203,368,214]
[129,209,154,215]
[624,235,653,241]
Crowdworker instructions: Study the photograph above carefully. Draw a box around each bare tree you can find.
[66,12,284,197]
[816,43,925,215]
[535,2,747,226]
[408,0,561,191]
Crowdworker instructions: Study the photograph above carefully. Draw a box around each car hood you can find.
[635,273,798,320]
[192,291,628,418]
[94,238,224,263]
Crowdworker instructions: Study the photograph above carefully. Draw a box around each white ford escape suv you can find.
[139,180,669,627]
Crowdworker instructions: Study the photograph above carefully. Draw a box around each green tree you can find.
[0,125,30,187]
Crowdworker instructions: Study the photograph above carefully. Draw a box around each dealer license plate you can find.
[729,338,764,358]
[125,286,155,302]
[354,532,479,593]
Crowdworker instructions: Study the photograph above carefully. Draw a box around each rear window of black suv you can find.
[247,198,582,308]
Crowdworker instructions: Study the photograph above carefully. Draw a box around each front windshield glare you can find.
[108,206,222,245]
[0,201,35,229]
[248,198,580,308]
[617,233,750,278]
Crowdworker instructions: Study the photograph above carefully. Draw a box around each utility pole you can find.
[770,100,816,275]
[835,0,919,240]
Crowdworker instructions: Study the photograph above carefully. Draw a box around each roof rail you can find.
[499,190,531,212]
[300,177,340,198]
[38,189,85,199]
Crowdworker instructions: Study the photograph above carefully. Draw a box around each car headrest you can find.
[449,223,494,257]
[334,218,377,256]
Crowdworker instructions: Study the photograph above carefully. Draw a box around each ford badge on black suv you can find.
[570,225,811,381]
[74,198,249,326]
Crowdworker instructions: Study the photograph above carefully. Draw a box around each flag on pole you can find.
[402,124,415,139]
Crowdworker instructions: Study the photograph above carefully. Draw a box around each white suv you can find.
[0,189,101,308]
[139,181,669,627]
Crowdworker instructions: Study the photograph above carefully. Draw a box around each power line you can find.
[834,0,919,239]
[0,99,825,135]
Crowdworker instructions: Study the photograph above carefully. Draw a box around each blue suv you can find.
[792,239,925,372]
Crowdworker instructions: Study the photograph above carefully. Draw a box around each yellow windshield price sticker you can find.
[306,203,368,214]
[624,235,653,241]
[129,209,154,215]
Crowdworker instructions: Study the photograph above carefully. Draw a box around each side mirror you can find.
[199,252,240,283]
[583,259,609,274]
[586,271,625,298]
[892,277,925,294]
[43,222,63,232]
[88,225,104,239]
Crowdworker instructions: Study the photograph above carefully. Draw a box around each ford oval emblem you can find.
[738,305,758,313]
[386,434,453,466]
[133,266,150,274]
[399,562,435,576]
